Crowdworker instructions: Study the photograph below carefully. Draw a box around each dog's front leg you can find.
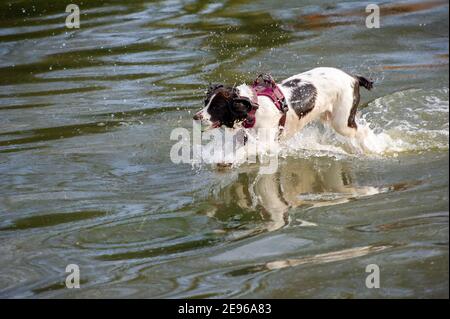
[216,127,249,168]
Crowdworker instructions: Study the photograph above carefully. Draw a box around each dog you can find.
[193,67,374,151]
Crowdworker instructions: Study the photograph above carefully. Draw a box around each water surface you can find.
[0,0,448,298]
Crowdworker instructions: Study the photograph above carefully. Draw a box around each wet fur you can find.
[194,67,373,149]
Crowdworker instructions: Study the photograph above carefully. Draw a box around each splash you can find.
[283,87,449,159]
[194,126,281,173]
[282,120,409,159]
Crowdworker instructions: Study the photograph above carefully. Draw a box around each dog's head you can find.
[193,84,253,130]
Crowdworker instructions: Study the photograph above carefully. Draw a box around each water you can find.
[0,0,448,298]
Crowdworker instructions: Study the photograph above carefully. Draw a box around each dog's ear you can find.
[231,99,252,120]
[207,83,224,94]
[205,83,225,105]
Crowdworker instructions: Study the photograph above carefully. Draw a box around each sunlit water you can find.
[0,0,448,298]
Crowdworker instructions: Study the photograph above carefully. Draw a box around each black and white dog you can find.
[194,67,374,151]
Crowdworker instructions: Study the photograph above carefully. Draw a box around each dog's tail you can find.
[355,75,374,90]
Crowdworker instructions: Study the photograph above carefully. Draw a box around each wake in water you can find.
[283,119,408,158]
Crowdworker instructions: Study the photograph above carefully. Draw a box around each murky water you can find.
[0,0,448,298]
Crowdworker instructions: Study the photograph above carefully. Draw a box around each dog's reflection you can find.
[209,158,382,236]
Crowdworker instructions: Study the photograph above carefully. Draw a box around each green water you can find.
[0,0,448,298]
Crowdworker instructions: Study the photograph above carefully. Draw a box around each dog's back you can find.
[278,67,373,144]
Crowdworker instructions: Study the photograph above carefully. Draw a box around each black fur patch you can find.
[204,86,250,128]
[204,83,224,106]
[348,80,360,129]
[355,75,373,90]
[287,83,317,119]
[282,78,301,88]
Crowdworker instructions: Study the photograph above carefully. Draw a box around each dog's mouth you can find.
[211,121,221,128]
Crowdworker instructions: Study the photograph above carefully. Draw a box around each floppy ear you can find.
[231,99,252,120]
[205,83,225,105]
[207,83,224,94]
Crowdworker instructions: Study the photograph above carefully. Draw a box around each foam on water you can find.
[282,120,409,159]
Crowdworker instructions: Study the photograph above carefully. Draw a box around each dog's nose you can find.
[193,112,203,120]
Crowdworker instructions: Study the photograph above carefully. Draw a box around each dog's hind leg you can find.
[333,83,385,154]
[329,81,375,153]
[330,83,359,139]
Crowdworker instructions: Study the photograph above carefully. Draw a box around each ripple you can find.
[0,210,106,231]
